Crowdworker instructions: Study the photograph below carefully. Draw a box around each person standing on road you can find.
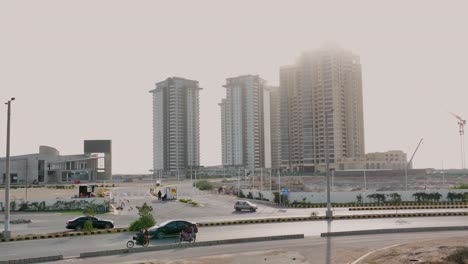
[157,190,162,200]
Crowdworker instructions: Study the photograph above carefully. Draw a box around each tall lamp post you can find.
[4,97,15,238]
[325,109,333,219]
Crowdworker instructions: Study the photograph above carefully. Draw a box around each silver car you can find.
[234,200,258,212]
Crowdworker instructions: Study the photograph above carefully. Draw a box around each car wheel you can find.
[156,232,164,239]
[104,223,112,229]
[75,225,82,231]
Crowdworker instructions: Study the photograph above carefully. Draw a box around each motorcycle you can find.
[126,232,149,248]
[175,231,196,245]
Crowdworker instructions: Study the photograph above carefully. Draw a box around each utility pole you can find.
[325,109,333,219]
[260,168,263,192]
[278,170,281,204]
[4,97,15,238]
[269,168,272,193]
[237,168,241,197]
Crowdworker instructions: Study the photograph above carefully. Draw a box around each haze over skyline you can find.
[1,0,467,173]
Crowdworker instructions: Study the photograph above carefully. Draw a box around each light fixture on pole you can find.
[4,97,15,239]
[325,109,333,219]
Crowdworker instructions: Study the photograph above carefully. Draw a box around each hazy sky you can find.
[1,0,467,173]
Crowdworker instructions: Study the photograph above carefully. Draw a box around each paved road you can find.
[2,215,468,261]
[3,182,468,236]
[47,230,468,264]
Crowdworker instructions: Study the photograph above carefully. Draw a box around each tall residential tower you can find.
[150,77,201,175]
[220,75,267,170]
[279,46,365,172]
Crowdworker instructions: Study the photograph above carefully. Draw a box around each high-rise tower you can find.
[279,46,365,172]
[220,75,266,170]
[150,77,201,175]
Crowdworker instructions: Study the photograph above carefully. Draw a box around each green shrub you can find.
[193,180,213,190]
[247,192,253,199]
[367,193,386,203]
[451,184,468,190]
[188,201,199,207]
[238,191,246,198]
[136,202,153,217]
[129,214,156,231]
[446,247,468,263]
[387,193,402,203]
[273,192,280,203]
[179,198,191,203]
[447,192,465,202]
[356,194,363,203]
[83,221,94,232]
[83,203,99,216]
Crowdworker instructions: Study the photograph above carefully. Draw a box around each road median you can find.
[2,211,467,243]
[321,226,468,237]
[80,234,305,258]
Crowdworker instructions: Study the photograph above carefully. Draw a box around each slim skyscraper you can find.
[150,77,201,175]
[279,46,365,172]
[220,75,266,170]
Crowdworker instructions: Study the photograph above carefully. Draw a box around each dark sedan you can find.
[148,220,197,239]
[66,216,114,231]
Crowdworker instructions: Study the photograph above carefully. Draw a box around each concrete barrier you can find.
[0,255,63,264]
[321,226,468,237]
[80,234,305,258]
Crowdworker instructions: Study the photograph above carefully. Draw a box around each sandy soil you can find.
[359,237,468,264]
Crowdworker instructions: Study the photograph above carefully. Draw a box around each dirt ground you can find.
[359,237,468,264]
[136,238,468,264]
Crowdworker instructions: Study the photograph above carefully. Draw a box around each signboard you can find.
[281,188,289,195]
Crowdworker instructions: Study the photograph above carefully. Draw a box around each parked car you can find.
[148,220,198,239]
[66,216,114,231]
[234,200,258,212]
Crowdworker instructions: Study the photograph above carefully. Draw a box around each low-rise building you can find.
[0,140,112,184]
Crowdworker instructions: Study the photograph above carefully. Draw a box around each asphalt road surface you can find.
[46,230,468,264]
[2,216,468,261]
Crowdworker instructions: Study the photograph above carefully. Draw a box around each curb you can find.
[349,205,468,211]
[0,228,129,243]
[285,202,468,208]
[320,226,468,237]
[0,255,63,264]
[198,212,468,227]
[80,234,305,258]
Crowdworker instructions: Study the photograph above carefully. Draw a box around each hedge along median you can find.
[285,202,468,208]
[349,205,468,211]
[2,212,468,243]
[0,227,129,243]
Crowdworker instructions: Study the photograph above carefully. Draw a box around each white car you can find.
[234,200,258,212]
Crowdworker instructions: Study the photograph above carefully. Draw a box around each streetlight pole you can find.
[325,109,333,219]
[4,97,15,238]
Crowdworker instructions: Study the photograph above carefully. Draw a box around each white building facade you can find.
[220,75,267,170]
[150,77,201,175]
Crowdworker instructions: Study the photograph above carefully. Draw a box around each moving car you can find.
[148,220,198,239]
[66,216,114,231]
[234,200,258,212]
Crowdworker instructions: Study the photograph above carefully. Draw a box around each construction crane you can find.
[451,112,466,169]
